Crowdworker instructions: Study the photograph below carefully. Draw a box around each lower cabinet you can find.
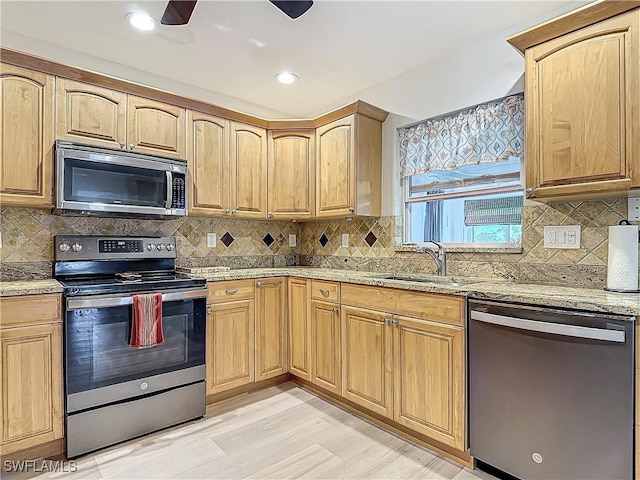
[205,299,255,395]
[206,278,287,396]
[393,314,465,450]
[0,294,63,456]
[310,299,341,395]
[288,278,311,379]
[255,278,287,381]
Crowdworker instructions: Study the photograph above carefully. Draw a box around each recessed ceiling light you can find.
[275,72,298,85]
[127,12,156,31]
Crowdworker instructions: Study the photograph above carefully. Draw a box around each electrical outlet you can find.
[289,234,297,247]
[629,197,640,221]
[544,225,581,249]
[207,233,217,248]
[341,234,349,248]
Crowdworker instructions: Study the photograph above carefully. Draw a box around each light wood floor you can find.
[4,383,497,480]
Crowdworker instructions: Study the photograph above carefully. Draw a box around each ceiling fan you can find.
[160,0,314,25]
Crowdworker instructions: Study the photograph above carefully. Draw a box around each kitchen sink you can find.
[373,275,480,287]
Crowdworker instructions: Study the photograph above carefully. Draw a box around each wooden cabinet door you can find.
[255,278,287,381]
[56,79,127,149]
[526,10,639,198]
[393,315,464,450]
[341,306,393,418]
[229,122,267,219]
[310,300,341,394]
[127,96,186,159]
[187,111,230,215]
[267,130,315,220]
[316,115,355,218]
[0,64,54,207]
[288,278,310,379]
[206,300,255,395]
[0,324,63,454]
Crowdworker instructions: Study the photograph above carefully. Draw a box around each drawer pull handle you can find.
[225,289,237,295]
[257,282,277,288]
[319,289,330,296]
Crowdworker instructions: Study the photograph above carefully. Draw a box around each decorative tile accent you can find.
[220,232,235,247]
[262,233,274,247]
[364,231,378,247]
[319,233,329,247]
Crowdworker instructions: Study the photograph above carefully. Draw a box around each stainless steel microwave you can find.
[55,141,187,216]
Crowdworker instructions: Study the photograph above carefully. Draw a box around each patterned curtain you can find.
[398,94,524,178]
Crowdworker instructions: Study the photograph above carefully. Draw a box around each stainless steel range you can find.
[54,235,207,458]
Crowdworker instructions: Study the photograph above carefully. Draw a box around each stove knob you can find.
[71,242,83,252]
[147,243,155,251]
[166,244,174,251]
[59,242,70,252]
[157,244,165,251]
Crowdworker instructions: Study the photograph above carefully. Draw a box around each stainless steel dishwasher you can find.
[469,299,634,480]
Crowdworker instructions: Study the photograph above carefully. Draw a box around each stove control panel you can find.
[54,236,177,261]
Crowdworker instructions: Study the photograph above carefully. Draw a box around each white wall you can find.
[1,31,290,119]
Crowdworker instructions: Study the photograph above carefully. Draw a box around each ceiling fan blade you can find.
[269,0,313,19]
[161,0,198,25]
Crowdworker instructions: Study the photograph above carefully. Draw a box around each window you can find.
[399,94,524,248]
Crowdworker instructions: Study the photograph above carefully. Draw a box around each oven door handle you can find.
[165,171,173,209]
[67,289,206,310]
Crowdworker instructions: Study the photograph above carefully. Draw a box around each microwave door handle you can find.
[165,171,173,209]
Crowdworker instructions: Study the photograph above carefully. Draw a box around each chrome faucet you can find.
[418,241,447,276]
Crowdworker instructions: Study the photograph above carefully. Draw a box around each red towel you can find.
[130,293,164,348]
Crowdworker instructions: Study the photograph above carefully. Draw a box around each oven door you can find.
[56,145,187,216]
[65,289,206,413]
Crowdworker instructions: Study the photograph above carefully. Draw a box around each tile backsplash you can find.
[0,198,632,288]
[298,199,630,289]
[0,208,299,280]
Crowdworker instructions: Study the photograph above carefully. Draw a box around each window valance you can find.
[398,94,525,178]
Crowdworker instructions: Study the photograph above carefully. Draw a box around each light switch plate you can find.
[629,197,640,221]
[207,233,217,248]
[544,225,581,249]
[289,234,297,247]
[341,234,349,248]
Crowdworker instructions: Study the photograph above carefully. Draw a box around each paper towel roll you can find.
[607,224,639,291]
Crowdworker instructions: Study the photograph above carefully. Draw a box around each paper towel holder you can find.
[604,219,640,293]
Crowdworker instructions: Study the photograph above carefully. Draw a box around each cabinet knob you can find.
[119,141,125,149]
[332,307,339,314]
[526,187,534,195]
[230,209,237,215]
[349,207,355,212]
[207,307,213,314]
[268,212,274,218]
[256,282,263,288]
[129,143,135,150]
[384,318,391,326]
[391,319,398,327]
[225,209,231,214]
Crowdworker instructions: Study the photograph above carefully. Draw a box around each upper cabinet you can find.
[127,96,186,159]
[0,64,54,207]
[56,79,127,150]
[267,130,315,220]
[316,113,384,218]
[229,122,268,219]
[187,111,230,216]
[56,79,186,159]
[509,7,640,200]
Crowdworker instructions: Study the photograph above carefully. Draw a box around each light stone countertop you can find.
[0,279,64,297]
[2,268,639,318]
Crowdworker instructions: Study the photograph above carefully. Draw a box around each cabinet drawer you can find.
[341,284,463,326]
[310,280,340,303]
[207,280,255,303]
[0,294,61,328]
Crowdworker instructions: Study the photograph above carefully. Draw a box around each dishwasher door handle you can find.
[470,311,626,343]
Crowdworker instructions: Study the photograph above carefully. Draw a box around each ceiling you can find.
[1,0,588,118]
